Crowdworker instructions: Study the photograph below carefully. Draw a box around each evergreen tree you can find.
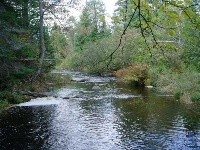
[0,0,39,89]
[75,0,110,51]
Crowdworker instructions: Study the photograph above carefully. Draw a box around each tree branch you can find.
[164,0,197,24]
[148,21,178,30]
[138,0,153,58]
[140,13,170,62]
[105,5,139,69]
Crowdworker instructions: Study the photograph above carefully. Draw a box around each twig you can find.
[138,0,153,58]
[148,21,177,30]
[105,5,139,69]
[164,0,197,24]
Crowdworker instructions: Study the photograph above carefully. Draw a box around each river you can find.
[0,70,200,150]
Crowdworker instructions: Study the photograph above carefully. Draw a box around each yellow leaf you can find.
[100,16,105,22]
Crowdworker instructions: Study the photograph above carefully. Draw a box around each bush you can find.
[0,91,26,105]
[0,100,9,110]
[63,29,151,75]
[191,92,200,102]
[65,36,134,74]
[182,25,200,71]
[112,63,149,86]
[152,65,200,102]
[156,69,178,94]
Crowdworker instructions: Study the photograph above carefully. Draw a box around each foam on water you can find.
[17,97,64,106]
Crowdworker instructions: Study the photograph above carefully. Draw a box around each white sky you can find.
[73,0,117,23]
[46,0,117,27]
[102,0,117,16]
[76,0,117,17]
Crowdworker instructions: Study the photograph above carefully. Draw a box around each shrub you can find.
[112,63,149,86]
[63,29,149,75]
[191,92,200,102]
[0,100,9,110]
[156,69,178,94]
[0,91,26,104]
[153,65,200,102]
[182,25,200,71]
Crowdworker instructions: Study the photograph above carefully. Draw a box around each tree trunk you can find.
[22,0,29,28]
[35,0,46,78]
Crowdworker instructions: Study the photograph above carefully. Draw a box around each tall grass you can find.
[149,65,200,103]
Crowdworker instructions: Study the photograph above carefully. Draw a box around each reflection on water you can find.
[0,71,200,149]
[0,106,57,149]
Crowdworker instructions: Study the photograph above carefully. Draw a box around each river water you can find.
[0,70,200,150]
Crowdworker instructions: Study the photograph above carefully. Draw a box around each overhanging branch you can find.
[105,5,139,69]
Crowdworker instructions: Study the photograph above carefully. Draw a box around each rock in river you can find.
[92,85,101,91]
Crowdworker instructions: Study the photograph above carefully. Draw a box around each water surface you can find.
[0,71,200,149]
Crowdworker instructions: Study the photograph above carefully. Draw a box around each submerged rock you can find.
[71,78,88,82]
[92,85,101,91]
[63,96,69,99]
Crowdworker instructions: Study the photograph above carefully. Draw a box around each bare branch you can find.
[105,5,139,69]
[138,0,153,58]
[148,21,178,30]
[47,9,66,28]
[140,13,168,60]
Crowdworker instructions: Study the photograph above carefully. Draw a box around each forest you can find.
[0,0,200,108]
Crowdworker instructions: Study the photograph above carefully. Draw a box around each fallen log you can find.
[20,90,49,98]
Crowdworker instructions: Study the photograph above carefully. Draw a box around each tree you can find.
[0,0,80,87]
[111,0,200,61]
[35,0,80,78]
[182,22,200,71]
[0,0,40,89]
[75,0,110,50]
[50,23,69,59]
[35,0,46,78]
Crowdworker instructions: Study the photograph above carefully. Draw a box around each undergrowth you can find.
[112,63,149,86]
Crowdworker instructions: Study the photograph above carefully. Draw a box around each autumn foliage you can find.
[112,63,149,86]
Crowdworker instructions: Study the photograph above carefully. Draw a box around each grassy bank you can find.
[150,66,200,104]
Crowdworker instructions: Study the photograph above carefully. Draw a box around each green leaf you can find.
[158,5,165,13]
[127,4,135,9]
[181,11,188,19]
[168,30,175,36]
[141,20,147,28]
[185,0,192,5]
[177,1,183,5]
[151,16,157,22]
[167,11,179,18]
[153,1,157,6]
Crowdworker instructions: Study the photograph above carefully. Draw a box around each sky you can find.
[74,0,117,22]
[76,0,117,17]
[46,0,117,27]
[102,0,117,16]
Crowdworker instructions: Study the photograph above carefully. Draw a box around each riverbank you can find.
[0,72,72,110]
[110,63,200,104]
